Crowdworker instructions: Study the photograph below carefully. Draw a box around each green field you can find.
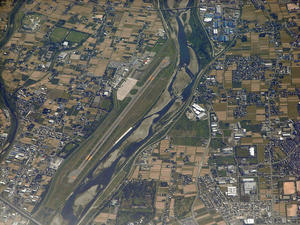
[116,181,156,225]
[208,155,235,165]
[210,137,226,149]
[172,136,204,146]
[223,129,231,137]
[169,114,209,146]
[50,27,69,42]
[65,30,89,43]
[174,196,194,219]
[130,89,138,95]
[187,7,212,69]
[99,97,113,111]
[195,207,208,217]
[240,120,261,132]
[257,145,265,163]
[138,39,174,85]
[117,210,153,225]
[145,37,167,53]
[64,142,77,152]
[235,146,252,158]
[197,215,215,225]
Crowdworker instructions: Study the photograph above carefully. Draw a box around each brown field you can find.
[256,108,265,114]
[296,180,300,193]
[280,30,293,43]
[24,33,36,42]
[260,188,272,200]
[224,70,232,88]
[130,166,139,180]
[287,101,299,120]
[214,103,227,111]
[241,4,257,21]
[242,80,251,90]
[183,184,197,194]
[256,114,265,121]
[251,80,260,92]
[286,204,297,217]
[274,202,286,216]
[291,67,300,86]
[94,212,116,224]
[216,111,227,121]
[160,167,171,182]
[155,201,165,211]
[93,60,109,77]
[217,222,227,225]
[283,181,296,195]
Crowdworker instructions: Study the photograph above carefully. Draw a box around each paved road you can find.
[0,196,42,225]
[115,5,206,12]
[69,57,170,181]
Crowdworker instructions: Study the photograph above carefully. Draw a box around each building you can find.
[244,218,255,224]
[243,179,257,195]
[227,186,237,196]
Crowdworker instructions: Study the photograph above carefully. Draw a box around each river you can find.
[61,9,202,225]
[0,0,24,157]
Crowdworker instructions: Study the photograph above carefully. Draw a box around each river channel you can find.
[61,6,204,225]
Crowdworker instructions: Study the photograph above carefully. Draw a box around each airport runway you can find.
[69,57,170,181]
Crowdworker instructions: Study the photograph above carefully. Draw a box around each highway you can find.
[69,57,170,182]
[0,196,42,225]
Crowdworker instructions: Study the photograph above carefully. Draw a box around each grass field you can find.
[187,7,212,68]
[50,27,69,42]
[208,155,235,166]
[257,145,265,163]
[195,207,208,217]
[273,147,286,161]
[235,146,251,158]
[169,114,209,145]
[129,89,138,95]
[65,30,88,43]
[172,136,204,146]
[145,37,167,53]
[223,129,231,137]
[117,209,153,225]
[287,101,298,120]
[210,137,226,149]
[138,39,174,85]
[14,10,24,32]
[174,196,194,219]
